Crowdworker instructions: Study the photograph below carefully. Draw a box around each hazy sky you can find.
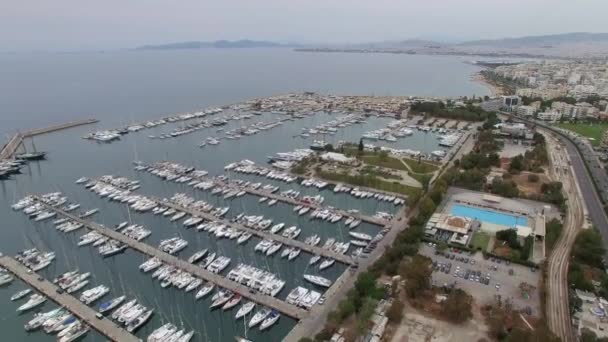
[2,0,607,50]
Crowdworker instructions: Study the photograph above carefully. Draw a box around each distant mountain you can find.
[458,32,608,47]
[136,39,295,50]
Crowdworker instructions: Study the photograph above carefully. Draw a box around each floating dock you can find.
[0,255,139,342]
[0,118,98,160]
[32,196,309,320]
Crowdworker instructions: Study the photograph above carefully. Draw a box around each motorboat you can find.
[349,231,372,241]
[98,295,126,314]
[187,249,208,264]
[303,274,332,287]
[11,289,32,301]
[17,294,46,312]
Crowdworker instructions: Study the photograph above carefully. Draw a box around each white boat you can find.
[222,294,242,310]
[259,311,280,330]
[237,233,252,244]
[266,242,282,256]
[11,289,32,301]
[349,231,372,241]
[187,249,208,264]
[303,274,332,287]
[98,295,126,314]
[288,248,301,261]
[319,259,335,271]
[195,283,215,300]
[270,223,285,234]
[235,301,255,319]
[17,294,46,312]
[248,307,271,328]
[126,309,154,332]
[79,208,99,218]
[309,255,321,265]
[267,199,278,206]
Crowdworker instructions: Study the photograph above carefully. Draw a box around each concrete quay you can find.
[1,119,98,160]
[0,255,139,342]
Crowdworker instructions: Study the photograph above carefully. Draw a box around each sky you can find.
[2,0,608,51]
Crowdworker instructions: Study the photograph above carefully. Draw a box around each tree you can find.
[419,197,436,220]
[441,289,473,323]
[358,138,364,152]
[386,299,404,323]
[496,229,520,249]
[572,228,606,268]
[509,155,524,173]
[400,254,432,298]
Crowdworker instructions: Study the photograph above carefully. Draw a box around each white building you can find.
[537,111,562,122]
[516,105,536,117]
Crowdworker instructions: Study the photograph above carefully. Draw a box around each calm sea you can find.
[0,49,488,342]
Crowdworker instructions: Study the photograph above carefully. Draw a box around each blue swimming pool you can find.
[450,204,527,228]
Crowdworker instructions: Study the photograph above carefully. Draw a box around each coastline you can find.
[471,71,504,97]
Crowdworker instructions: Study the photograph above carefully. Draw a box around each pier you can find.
[136,163,390,227]
[32,197,309,320]
[0,119,98,160]
[0,255,139,342]
[153,196,356,266]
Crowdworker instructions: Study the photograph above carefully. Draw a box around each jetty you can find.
[151,195,356,266]
[0,119,98,160]
[136,163,390,227]
[32,196,309,320]
[0,255,139,342]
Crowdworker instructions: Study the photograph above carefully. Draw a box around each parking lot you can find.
[419,244,541,316]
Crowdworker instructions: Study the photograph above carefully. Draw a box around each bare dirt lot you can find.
[389,302,488,342]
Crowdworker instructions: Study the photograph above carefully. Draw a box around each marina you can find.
[0,255,140,342]
[28,195,310,319]
[0,91,476,341]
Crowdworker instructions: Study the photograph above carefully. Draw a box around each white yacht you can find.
[17,294,47,312]
[248,307,271,328]
[303,274,332,287]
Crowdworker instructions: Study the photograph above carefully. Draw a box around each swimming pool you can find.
[450,204,528,228]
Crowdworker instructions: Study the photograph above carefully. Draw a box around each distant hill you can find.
[458,32,608,47]
[136,39,295,50]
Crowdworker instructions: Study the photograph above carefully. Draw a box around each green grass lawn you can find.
[361,155,408,171]
[557,122,608,146]
[402,158,440,174]
[318,170,421,199]
[470,231,491,251]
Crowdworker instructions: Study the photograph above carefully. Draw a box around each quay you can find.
[32,197,309,320]
[0,255,139,342]
[154,196,356,266]
[0,118,98,160]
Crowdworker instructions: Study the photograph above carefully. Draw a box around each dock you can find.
[32,196,309,320]
[137,163,390,227]
[152,196,356,266]
[0,255,139,342]
[90,177,358,265]
[1,119,98,160]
